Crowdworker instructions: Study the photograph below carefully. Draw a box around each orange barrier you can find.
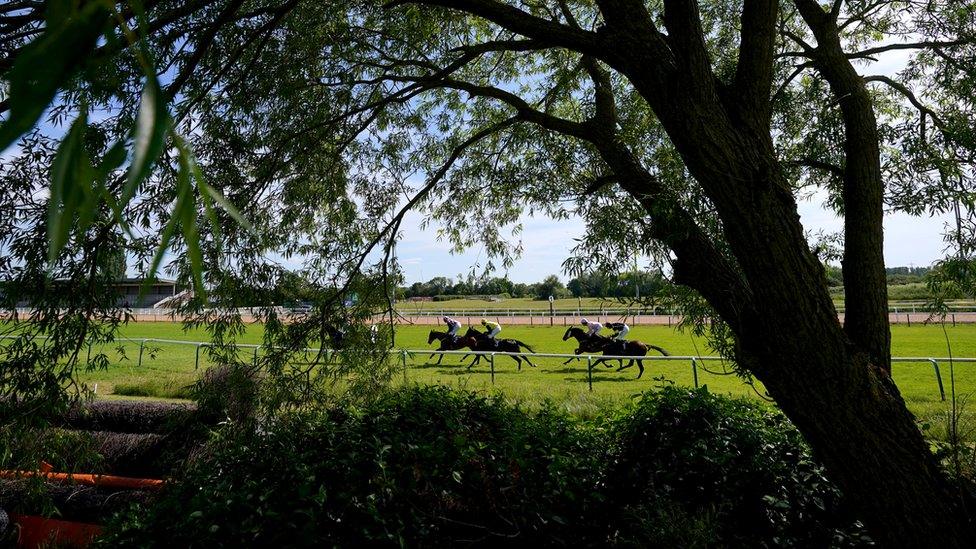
[0,469,164,490]
[12,514,102,549]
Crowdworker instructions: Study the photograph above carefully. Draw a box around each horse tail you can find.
[647,344,670,356]
[515,340,535,353]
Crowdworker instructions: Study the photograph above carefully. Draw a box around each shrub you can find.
[431,294,467,301]
[192,364,260,424]
[101,387,870,547]
[101,386,606,547]
[607,387,870,546]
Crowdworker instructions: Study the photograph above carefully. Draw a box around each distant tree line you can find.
[224,266,937,305]
[824,266,933,288]
[400,271,667,300]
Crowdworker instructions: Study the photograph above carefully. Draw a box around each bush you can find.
[608,387,870,546]
[192,364,260,424]
[101,387,869,547]
[101,387,606,547]
[430,294,467,301]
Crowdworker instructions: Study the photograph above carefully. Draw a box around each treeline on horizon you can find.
[142,266,944,308]
[401,271,667,300]
[403,266,936,300]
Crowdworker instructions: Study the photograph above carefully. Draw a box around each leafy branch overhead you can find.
[2,1,976,544]
[1,0,251,294]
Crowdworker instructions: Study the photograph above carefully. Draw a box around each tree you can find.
[535,275,567,300]
[2,0,975,543]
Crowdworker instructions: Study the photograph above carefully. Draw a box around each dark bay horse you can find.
[463,327,537,370]
[562,326,670,379]
[426,330,477,365]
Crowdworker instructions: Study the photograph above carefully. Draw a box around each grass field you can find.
[67,322,976,424]
[396,297,618,313]
[394,295,976,313]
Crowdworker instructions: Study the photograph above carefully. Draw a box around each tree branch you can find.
[863,75,949,133]
[163,0,247,101]
[849,39,976,60]
[770,64,809,103]
[787,157,844,177]
[734,0,779,124]
[437,78,590,139]
[449,38,548,55]
[661,0,713,85]
[794,0,892,372]
[389,0,601,53]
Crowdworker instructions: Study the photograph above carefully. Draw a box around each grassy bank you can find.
[64,322,976,424]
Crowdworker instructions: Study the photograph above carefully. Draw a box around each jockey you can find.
[443,315,462,340]
[606,321,630,340]
[580,318,603,338]
[481,318,501,344]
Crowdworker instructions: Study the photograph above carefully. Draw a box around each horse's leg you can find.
[513,355,522,371]
[563,348,582,365]
[467,354,481,370]
[617,360,633,372]
[636,359,645,379]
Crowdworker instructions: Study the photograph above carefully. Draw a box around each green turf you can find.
[69,322,976,423]
[396,296,619,313]
[393,295,976,312]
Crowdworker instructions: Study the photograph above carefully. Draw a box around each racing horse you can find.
[561,326,670,379]
[462,327,537,370]
[426,330,477,365]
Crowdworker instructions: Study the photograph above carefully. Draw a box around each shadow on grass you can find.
[411,360,473,370]
[564,375,646,384]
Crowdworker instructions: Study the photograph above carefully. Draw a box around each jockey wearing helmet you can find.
[481,318,501,341]
[580,318,603,338]
[443,315,462,339]
[606,321,630,341]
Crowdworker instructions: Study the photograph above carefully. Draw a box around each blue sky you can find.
[394,199,954,284]
[5,36,952,284]
[394,44,953,285]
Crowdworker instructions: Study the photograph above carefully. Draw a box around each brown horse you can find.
[426,330,476,365]
[463,327,536,370]
[562,326,669,379]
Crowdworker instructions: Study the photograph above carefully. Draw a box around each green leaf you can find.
[175,136,222,251]
[47,112,97,265]
[0,0,109,152]
[180,159,207,302]
[199,180,256,234]
[122,73,170,205]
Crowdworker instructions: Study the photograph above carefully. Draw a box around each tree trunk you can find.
[736,300,974,546]
[412,1,975,543]
[678,136,976,547]
[605,26,976,547]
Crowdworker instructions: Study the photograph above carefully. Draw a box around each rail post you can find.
[195,344,202,370]
[691,357,699,388]
[86,343,92,365]
[929,359,946,401]
[137,339,146,368]
[587,355,593,391]
[489,352,496,384]
[401,349,408,384]
[252,346,259,366]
